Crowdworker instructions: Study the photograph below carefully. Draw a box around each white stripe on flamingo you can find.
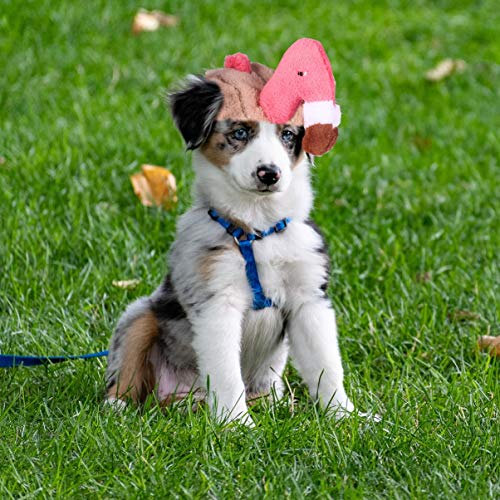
[303,100,341,128]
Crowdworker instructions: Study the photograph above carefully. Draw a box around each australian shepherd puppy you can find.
[105,76,355,425]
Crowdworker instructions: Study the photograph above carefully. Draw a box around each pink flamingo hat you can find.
[205,38,341,156]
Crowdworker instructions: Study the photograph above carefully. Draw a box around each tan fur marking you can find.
[199,213,256,281]
[199,246,233,281]
[107,311,158,403]
[230,216,253,235]
[201,120,260,168]
[200,132,232,167]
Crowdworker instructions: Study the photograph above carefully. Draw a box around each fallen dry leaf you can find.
[416,271,432,283]
[130,164,178,209]
[448,309,480,322]
[425,59,466,82]
[477,336,500,357]
[412,135,432,151]
[0,156,5,165]
[112,279,141,289]
[132,9,179,34]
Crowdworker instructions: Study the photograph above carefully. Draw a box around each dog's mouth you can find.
[258,185,278,192]
[253,184,282,195]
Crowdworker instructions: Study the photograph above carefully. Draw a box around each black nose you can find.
[256,164,281,186]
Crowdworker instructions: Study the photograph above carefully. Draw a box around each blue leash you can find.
[208,208,291,310]
[0,350,108,368]
[2,209,290,367]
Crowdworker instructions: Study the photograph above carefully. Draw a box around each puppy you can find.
[105,72,355,424]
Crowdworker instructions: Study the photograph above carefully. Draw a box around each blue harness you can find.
[208,208,291,310]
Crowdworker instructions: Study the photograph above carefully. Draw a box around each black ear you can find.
[168,76,223,150]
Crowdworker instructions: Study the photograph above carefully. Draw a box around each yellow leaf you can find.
[478,336,500,357]
[132,9,179,35]
[112,279,141,289]
[130,164,178,209]
[425,59,466,82]
[448,309,480,322]
[416,271,432,283]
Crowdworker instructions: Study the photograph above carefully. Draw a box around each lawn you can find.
[1,0,499,497]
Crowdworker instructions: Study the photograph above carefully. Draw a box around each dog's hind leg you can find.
[105,297,159,406]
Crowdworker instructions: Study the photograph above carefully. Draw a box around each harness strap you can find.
[208,208,291,310]
[0,350,109,368]
[239,240,274,309]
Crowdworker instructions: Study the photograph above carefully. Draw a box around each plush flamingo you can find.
[205,38,340,156]
[259,38,341,156]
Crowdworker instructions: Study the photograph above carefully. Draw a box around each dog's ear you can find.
[168,76,223,150]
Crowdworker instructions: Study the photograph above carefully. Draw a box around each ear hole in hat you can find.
[168,76,224,150]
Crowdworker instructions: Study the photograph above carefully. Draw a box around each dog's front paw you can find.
[326,398,354,420]
[326,399,381,422]
[232,411,255,428]
[104,397,128,412]
[212,399,255,427]
[218,410,255,429]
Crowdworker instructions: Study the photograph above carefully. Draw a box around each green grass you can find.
[1,0,499,497]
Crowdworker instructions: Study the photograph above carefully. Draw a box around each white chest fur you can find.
[238,221,328,382]
[251,221,328,309]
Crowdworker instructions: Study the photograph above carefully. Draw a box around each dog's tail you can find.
[105,297,159,404]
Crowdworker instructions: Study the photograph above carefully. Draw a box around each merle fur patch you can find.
[151,275,187,321]
[277,124,305,167]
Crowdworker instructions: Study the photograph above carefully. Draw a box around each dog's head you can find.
[169,75,307,196]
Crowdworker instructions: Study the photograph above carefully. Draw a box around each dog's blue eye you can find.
[281,130,294,143]
[233,128,249,141]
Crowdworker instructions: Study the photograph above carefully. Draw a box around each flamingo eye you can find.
[297,71,307,77]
